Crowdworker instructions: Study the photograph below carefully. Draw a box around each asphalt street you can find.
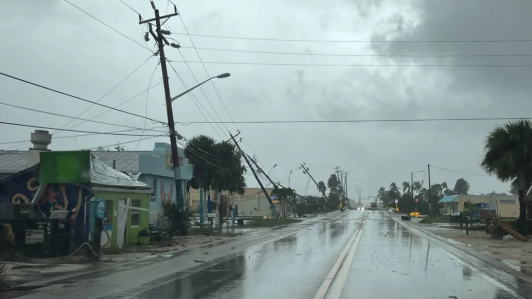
[4,210,532,299]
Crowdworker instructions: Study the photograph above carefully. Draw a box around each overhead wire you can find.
[166,60,532,68]
[0,102,166,133]
[133,63,160,150]
[180,46,532,58]
[430,165,489,177]
[167,61,225,139]
[176,14,234,136]
[155,3,226,139]
[0,121,168,137]
[0,126,168,146]
[64,0,151,52]
[57,55,155,133]
[174,116,532,124]
[0,71,166,125]
[171,32,532,43]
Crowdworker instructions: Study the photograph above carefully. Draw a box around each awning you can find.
[438,195,458,204]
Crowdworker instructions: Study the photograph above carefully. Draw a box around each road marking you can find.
[327,229,364,299]
[313,229,361,299]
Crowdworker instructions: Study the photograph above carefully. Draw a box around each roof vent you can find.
[30,130,52,150]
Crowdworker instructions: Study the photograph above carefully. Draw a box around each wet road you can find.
[6,211,532,298]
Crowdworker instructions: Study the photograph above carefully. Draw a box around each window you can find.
[151,178,157,202]
[131,200,141,226]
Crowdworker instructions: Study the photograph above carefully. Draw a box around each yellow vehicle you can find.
[409,211,421,218]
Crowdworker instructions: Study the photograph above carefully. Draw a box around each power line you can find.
[0,71,166,125]
[0,101,166,132]
[430,165,488,177]
[0,121,167,137]
[134,63,160,150]
[67,81,164,131]
[177,16,235,134]
[57,56,154,132]
[176,116,532,124]
[64,0,150,52]
[181,46,532,58]
[84,134,165,150]
[0,127,168,146]
[171,32,532,43]
[118,0,141,15]
[167,60,225,139]
[167,60,532,68]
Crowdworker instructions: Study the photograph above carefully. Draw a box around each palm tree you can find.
[454,178,470,195]
[389,182,399,194]
[211,141,247,226]
[327,174,340,194]
[402,181,411,194]
[317,181,327,196]
[480,120,532,231]
[413,181,422,194]
[185,135,217,193]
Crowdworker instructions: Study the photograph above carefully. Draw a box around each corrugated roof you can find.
[90,153,148,188]
[92,151,146,173]
[0,150,147,174]
[0,151,28,173]
[438,195,458,203]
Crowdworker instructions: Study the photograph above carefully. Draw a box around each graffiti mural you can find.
[0,167,91,247]
[160,180,174,203]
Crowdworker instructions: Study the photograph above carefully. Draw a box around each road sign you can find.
[394,199,398,204]
[207,213,216,218]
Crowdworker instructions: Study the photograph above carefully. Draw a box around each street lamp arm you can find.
[170,73,230,102]
[171,77,214,102]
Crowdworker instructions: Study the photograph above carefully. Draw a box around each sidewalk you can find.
[1,215,320,289]
[390,213,532,275]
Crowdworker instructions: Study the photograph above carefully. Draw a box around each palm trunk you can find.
[518,189,527,235]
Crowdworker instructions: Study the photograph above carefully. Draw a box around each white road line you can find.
[327,229,364,299]
[313,229,361,299]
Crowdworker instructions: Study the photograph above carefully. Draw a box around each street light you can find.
[268,164,278,177]
[171,73,231,102]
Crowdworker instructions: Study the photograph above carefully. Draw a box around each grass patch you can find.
[421,217,450,224]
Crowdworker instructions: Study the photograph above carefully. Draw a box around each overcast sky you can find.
[1,0,530,199]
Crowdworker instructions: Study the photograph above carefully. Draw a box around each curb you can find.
[388,213,532,287]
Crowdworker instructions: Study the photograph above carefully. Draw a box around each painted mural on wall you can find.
[0,167,91,246]
[160,180,174,203]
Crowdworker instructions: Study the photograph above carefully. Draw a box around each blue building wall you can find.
[138,143,193,224]
[0,165,92,247]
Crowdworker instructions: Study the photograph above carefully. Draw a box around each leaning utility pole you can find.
[139,3,187,234]
[229,133,275,217]
[300,163,328,200]
[246,155,302,217]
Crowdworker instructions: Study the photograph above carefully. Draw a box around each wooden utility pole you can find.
[229,133,276,217]
[300,163,328,201]
[140,3,187,234]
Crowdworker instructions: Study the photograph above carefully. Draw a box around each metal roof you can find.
[438,195,458,203]
[0,150,147,174]
[90,153,148,188]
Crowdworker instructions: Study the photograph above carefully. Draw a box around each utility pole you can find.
[229,133,275,217]
[139,3,187,235]
[246,155,302,217]
[300,163,328,201]
[428,164,431,217]
[411,172,415,212]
